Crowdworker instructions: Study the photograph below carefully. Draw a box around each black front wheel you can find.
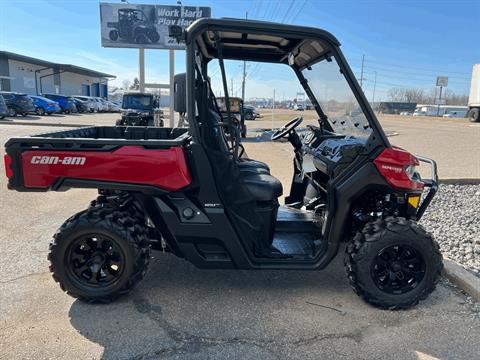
[48,205,150,303]
[135,33,148,44]
[8,108,16,117]
[345,217,442,310]
[147,29,160,43]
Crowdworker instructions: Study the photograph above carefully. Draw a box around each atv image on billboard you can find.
[107,8,160,45]
[99,3,211,49]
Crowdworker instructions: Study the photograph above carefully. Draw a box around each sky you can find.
[1,0,479,101]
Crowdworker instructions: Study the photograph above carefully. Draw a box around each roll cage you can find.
[182,18,390,149]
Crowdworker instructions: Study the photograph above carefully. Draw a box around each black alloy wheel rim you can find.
[371,244,426,294]
[66,235,125,288]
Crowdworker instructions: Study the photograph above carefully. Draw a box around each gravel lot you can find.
[421,184,480,276]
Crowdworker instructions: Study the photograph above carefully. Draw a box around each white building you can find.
[0,51,115,98]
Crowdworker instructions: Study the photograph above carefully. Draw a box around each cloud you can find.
[74,51,170,87]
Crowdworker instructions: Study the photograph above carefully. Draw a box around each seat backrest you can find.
[206,109,230,154]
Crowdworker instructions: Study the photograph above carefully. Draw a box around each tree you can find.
[404,88,426,103]
[387,87,426,103]
[122,79,131,90]
[130,78,140,90]
[387,87,406,102]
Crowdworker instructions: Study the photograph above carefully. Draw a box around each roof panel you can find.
[0,51,116,78]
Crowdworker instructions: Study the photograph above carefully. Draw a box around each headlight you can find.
[405,164,416,179]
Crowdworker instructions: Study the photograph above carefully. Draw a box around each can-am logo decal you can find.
[30,156,86,165]
[381,164,402,173]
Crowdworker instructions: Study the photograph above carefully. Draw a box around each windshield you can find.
[122,95,152,110]
[302,56,372,137]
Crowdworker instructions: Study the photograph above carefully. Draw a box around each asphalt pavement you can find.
[1,121,479,359]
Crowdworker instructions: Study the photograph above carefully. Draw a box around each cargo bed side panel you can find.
[19,146,191,191]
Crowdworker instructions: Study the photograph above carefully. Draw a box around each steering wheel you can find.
[271,117,303,141]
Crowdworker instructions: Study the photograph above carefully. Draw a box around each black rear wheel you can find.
[36,107,45,116]
[345,217,442,310]
[109,29,119,41]
[467,108,479,123]
[48,205,150,303]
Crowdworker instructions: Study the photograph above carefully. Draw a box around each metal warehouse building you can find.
[0,51,116,98]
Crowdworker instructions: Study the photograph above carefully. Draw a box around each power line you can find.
[362,64,470,80]
[363,58,471,77]
[280,0,296,23]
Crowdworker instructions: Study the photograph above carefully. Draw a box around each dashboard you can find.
[300,125,366,179]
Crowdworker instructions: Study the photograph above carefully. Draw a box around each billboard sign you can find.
[436,76,448,87]
[99,3,211,49]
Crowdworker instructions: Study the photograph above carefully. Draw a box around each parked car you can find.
[294,103,304,111]
[30,95,61,115]
[74,96,97,112]
[243,105,259,120]
[73,98,89,113]
[0,95,9,119]
[106,100,121,112]
[400,111,413,116]
[92,97,109,112]
[42,94,77,114]
[116,92,163,126]
[0,91,36,117]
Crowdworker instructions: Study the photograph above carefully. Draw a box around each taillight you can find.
[4,154,13,178]
[48,103,55,106]
[373,147,424,190]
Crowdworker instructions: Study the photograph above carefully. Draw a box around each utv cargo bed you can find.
[4,126,192,193]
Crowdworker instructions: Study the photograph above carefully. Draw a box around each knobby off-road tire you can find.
[345,217,442,310]
[48,204,150,303]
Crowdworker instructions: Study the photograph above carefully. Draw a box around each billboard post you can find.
[436,76,448,116]
[139,48,145,93]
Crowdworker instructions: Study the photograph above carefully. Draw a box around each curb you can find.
[442,258,480,302]
[439,178,480,185]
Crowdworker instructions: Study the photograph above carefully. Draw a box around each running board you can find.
[275,206,322,233]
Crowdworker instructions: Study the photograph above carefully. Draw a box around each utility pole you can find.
[272,89,275,131]
[231,78,233,96]
[241,11,248,104]
[359,54,365,88]
[372,71,377,105]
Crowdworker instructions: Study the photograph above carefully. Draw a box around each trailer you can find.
[414,104,468,117]
[467,64,480,122]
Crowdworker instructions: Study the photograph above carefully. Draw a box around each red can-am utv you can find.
[3,19,442,309]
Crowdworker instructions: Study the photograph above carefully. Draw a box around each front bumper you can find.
[415,155,438,220]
